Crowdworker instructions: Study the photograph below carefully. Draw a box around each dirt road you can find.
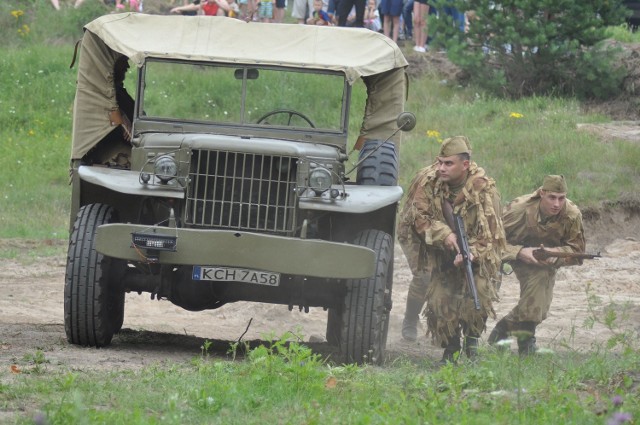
[1,205,639,374]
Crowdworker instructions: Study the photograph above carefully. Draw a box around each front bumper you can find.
[96,224,375,279]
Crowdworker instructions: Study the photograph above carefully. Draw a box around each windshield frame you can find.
[135,58,351,139]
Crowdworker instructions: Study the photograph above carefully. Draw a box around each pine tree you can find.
[428,0,628,98]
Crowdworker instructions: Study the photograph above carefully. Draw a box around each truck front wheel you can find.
[327,229,393,364]
[64,203,125,347]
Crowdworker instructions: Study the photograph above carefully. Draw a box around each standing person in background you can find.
[490,175,586,355]
[380,0,402,42]
[337,0,364,26]
[412,0,429,52]
[442,1,464,32]
[402,0,414,39]
[273,0,286,22]
[400,136,505,364]
[292,0,314,23]
[256,0,273,22]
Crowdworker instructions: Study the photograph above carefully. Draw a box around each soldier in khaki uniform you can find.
[489,175,585,354]
[398,163,434,342]
[398,136,505,363]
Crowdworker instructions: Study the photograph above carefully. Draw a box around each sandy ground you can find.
[1,205,639,377]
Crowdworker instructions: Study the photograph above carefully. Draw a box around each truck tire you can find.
[65,203,125,347]
[356,140,399,186]
[328,229,393,364]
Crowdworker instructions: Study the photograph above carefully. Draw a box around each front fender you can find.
[78,166,184,199]
[299,185,403,214]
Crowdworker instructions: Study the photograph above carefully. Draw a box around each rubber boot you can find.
[439,338,461,366]
[401,297,424,341]
[488,319,509,346]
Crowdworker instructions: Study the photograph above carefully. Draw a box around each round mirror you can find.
[396,112,416,132]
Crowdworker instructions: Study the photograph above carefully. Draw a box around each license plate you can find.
[192,266,280,286]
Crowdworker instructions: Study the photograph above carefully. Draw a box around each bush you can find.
[429,0,629,99]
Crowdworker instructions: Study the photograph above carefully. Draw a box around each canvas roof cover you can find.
[71,13,408,160]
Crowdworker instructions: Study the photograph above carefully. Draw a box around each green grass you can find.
[0,45,74,239]
[400,84,640,204]
[605,24,640,43]
[3,334,639,424]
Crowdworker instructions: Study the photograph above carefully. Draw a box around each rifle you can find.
[532,244,602,262]
[443,202,481,310]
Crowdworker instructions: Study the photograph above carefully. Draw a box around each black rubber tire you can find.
[325,307,341,346]
[329,229,393,365]
[356,140,399,186]
[64,203,125,347]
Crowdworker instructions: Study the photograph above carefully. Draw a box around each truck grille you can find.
[186,150,298,234]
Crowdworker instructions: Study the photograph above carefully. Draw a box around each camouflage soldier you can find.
[489,175,585,354]
[399,136,505,363]
[398,165,434,341]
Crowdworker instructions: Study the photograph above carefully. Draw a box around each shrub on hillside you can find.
[428,0,629,99]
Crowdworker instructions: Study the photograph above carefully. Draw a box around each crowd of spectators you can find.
[50,0,142,11]
[51,0,468,53]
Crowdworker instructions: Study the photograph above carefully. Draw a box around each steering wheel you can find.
[256,109,315,128]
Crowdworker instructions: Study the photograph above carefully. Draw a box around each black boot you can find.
[401,297,424,341]
[488,319,509,346]
[463,335,479,360]
[516,321,538,356]
[518,336,538,355]
[439,338,461,366]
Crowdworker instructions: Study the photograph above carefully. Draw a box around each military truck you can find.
[66,13,413,364]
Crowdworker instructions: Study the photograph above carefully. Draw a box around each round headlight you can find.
[154,155,178,183]
[309,167,332,194]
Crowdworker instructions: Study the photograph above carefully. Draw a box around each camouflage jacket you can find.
[399,161,505,280]
[502,189,585,267]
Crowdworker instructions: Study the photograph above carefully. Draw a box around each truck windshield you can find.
[140,60,347,132]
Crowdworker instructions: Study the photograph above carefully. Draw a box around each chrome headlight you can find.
[154,155,178,183]
[308,167,332,194]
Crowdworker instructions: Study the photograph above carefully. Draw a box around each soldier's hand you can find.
[453,252,474,267]
[518,247,542,266]
[444,232,459,253]
[540,247,562,266]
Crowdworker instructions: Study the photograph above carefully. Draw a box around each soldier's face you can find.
[437,155,469,186]
[539,190,566,216]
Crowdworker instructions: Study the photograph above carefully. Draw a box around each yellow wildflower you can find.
[509,112,524,119]
[28,130,35,136]
[426,130,443,143]
[11,10,24,18]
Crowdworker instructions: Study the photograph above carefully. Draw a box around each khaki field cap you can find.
[438,136,471,157]
[542,175,568,193]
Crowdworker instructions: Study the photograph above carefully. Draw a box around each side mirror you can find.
[397,111,416,132]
